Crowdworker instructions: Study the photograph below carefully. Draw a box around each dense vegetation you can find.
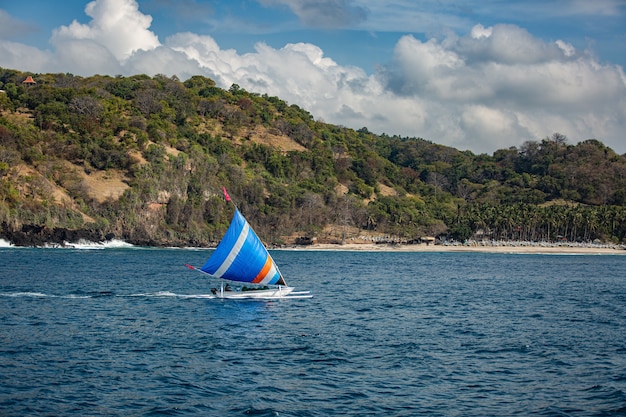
[1,68,625,246]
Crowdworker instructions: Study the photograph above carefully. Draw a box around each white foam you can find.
[153,291,178,297]
[1,291,219,299]
[0,239,14,247]
[64,239,135,249]
[1,292,48,297]
[125,291,216,299]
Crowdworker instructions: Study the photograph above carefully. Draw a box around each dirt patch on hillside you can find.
[378,183,396,197]
[76,167,129,203]
[246,126,308,152]
[335,183,348,196]
[129,150,147,165]
[16,161,129,206]
[129,142,182,166]
[2,108,34,124]
[11,164,96,223]
[336,182,396,204]
[13,164,72,205]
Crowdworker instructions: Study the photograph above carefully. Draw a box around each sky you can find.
[1,0,625,155]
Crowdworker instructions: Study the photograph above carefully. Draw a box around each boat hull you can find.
[213,286,311,299]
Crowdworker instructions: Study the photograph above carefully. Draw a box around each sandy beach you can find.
[2,237,624,254]
[287,241,626,255]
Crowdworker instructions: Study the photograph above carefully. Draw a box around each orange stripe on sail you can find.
[252,257,273,283]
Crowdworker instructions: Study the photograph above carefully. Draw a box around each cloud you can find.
[0,10,38,39]
[0,40,54,72]
[165,33,376,112]
[51,0,160,61]
[458,24,565,65]
[0,0,624,155]
[376,24,626,152]
[259,0,368,28]
[53,39,124,75]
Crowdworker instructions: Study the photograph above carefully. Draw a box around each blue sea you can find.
[1,245,625,416]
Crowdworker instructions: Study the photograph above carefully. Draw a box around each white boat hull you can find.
[214,286,312,300]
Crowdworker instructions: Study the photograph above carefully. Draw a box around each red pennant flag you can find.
[222,187,231,202]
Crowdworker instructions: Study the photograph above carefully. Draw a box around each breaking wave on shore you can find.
[0,238,134,249]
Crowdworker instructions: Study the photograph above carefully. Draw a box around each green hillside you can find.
[1,68,625,246]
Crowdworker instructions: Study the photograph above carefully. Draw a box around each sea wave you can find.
[0,238,136,249]
[62,239,135,249]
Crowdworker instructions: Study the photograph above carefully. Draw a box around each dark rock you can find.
[0,222,107,247]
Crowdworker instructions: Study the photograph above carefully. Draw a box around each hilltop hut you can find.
[22,76,36,86]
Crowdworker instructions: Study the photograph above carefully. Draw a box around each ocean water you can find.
[1,246,625,416]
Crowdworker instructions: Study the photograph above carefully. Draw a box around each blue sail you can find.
[199,208,286,286]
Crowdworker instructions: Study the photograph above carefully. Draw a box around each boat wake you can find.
[0,291,99,299]
[0,291,308,300]
[127,291,216,299]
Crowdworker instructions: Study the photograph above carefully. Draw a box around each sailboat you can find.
[185,188,312,299]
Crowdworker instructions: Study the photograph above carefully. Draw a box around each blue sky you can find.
[1,0,625,154]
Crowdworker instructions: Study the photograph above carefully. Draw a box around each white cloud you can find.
[456,24,566,65]
[555,40,575,57]
[0,10,37,39]
[470,24,492,40]
[461,105,529,151]
[166,32,376,116]
[53,39,123,75]
[51,0,160,61]
[125,45,203,80]
[0,40,53,72]
[0,0,624,155]
[376,24,626,152]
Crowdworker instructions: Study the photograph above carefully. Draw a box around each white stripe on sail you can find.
[214,221,250,278]
[258,263,279,285]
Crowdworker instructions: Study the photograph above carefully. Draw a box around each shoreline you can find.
[284,241,626,255]
[2,238,625,255]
